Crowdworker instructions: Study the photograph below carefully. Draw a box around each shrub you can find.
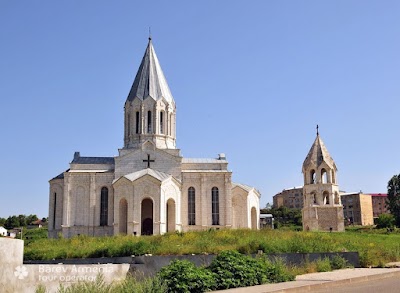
[209,250,266,290]
[330,255,349,270]
[158,260,215,293]
[262,257,295,283]
[376,214,396,229]
[315,258,332,272]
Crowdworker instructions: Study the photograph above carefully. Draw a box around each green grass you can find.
[25,229,400,267]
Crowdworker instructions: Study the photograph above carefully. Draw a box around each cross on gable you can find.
[143,154,155,168]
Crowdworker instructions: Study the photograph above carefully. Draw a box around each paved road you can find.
[310,274,400,293]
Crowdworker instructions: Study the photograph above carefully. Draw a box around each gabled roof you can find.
[232,182,261,196]
[302,134,336,172]
[126,38,174,104]
[113,168,179,185]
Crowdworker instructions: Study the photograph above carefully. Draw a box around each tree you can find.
[268,206,302,227]
[26,214,39,225]
[5,216,20,229]
[387,174,400,227]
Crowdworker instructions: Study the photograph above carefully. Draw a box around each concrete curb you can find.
[215,268,400,293]
[272,270,400,293]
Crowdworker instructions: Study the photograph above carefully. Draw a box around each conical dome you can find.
[302,134,337,172]
[126,38,174,104]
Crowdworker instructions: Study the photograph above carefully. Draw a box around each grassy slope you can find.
[24,229,400,267]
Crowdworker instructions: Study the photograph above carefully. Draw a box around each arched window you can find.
[188,187,195,225]
[147,111,152,133]
[100,187,108,226]
[310,170,316,184]
[323,191,330,205]
[135,111,140,134]
[311,192,317,205]
[160,111,164,134]
[321,169,328,184]
[212,187,219,225]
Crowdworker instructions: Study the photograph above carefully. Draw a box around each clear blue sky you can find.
[1,1,399,218]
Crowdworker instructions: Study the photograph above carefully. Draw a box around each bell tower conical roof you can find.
[302,132,337,173]
[123,38,177,150]
[126,38,174,104]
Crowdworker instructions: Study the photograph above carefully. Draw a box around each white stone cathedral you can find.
[48,38,261,238]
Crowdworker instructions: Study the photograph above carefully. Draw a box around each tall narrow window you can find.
[212,187,219,225]
[100,187,108,226]
[147,111,152,133]
[53,192,57,230]
[127,114,131,136]
[188,187,195,225]
[135,111,140,134]
[160,112,164,134]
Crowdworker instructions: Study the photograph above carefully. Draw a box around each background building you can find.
[370,193,389,220]
[259,214,274,229]
[273,187,303,209]
[341,192,373,226]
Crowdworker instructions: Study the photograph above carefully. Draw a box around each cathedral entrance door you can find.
[141,198,153,235]
[142,218,153,235]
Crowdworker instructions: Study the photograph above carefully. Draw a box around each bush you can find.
[315,258,331,272]
[158,260,215,293]
[209,250,266,290]
[376,214,396,229]
[330,255,349,270]
[262,257,295,283]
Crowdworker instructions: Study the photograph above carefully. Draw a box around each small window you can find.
[100,187,108,226]
[147,111,152,133]
[135,111,140,134]
[160,112,164,134]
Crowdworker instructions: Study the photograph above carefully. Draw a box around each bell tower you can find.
[302,127,344,231]
[123,38,176,150]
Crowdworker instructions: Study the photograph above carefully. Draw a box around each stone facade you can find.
[341,192,374,226]
[273,187,303,209]
[48,39,260,238]
[301,131,344,232]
